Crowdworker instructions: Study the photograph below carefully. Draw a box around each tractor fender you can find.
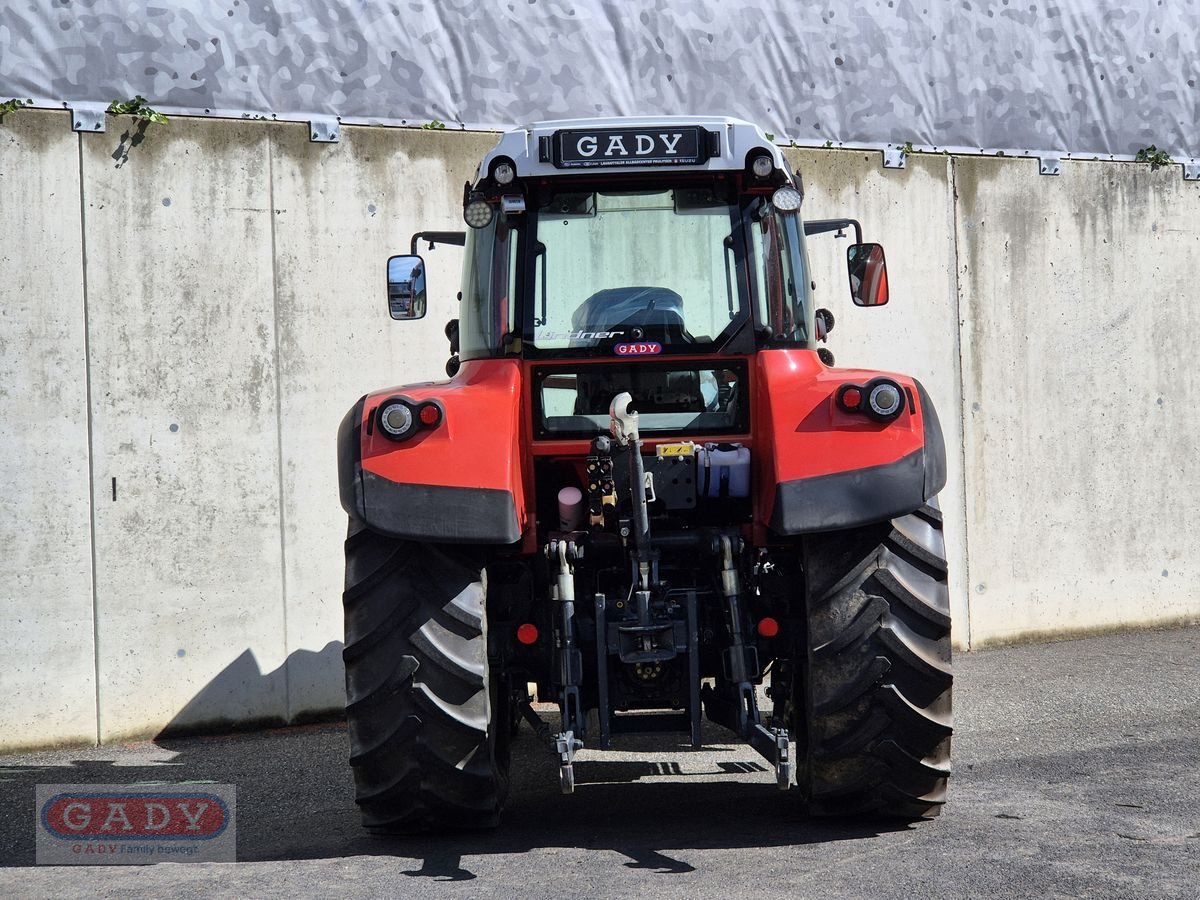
[755,349,947,534]
[337,359,525,544]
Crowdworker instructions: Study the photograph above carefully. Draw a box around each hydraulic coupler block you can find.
[587,436,617,528]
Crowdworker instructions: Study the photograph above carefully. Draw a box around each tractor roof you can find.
[474,115,791,183]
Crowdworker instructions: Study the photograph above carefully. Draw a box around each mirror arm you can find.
[409,231,467,255]
[803,218,863,244]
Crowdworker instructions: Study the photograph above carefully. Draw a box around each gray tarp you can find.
[0,0,1195,158]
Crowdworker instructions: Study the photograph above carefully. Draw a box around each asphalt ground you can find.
[1,627,1198,898]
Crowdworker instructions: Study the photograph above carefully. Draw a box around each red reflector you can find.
[516,623,539,645]
[757,617,780,638]
[419,404,441,426]
[842,388,861,410]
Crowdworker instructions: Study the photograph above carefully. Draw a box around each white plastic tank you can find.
[696,444,751,499]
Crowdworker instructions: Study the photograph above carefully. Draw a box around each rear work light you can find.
[376,398,444,441]
[837,378,906,423]
[492,159,516,185]
[750,153,774,178]
[771,185,802,211]
[464,195,494,229]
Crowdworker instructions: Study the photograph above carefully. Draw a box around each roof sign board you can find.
[552,127,712,168]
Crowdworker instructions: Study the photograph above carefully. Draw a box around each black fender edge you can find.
[914,378,947,498]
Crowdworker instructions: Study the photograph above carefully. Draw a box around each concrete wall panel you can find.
[0,110,97,750]
[80,117,288,740]
[787,149,971,648]
[955,157,1200,645]
[268,125,496,716]
[4,113,1199,747]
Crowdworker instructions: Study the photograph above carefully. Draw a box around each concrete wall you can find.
[0,110,97,747]
[1,109,1197,749]
[953,157,1200,645]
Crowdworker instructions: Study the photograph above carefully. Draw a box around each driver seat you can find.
[570,286,693,347]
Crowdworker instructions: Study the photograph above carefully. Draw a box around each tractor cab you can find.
[391,117,881,362]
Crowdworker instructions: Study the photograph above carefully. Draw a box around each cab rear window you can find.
[533,362,748,439]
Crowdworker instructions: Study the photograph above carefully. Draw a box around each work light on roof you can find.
[464,195,494,229]
[751,154,774,178]
[493,159,516,185]
[771,186,802,212]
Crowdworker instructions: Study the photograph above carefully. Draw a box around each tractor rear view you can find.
[337,116,951,830]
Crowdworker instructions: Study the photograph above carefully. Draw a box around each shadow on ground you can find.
[0,639,910,875]
[0,717,907,876]
[5,629,1199,895]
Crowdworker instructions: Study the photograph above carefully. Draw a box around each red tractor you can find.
[337,116,951,830]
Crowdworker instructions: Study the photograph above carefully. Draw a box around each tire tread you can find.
[800,500,953,819]
[342,522,507,832]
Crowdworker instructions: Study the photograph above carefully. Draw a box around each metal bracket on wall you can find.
[69,103,107,133]
[882,144,907,169]
[1039,155,1062,176]
[309,117,340,143]
[1183,160,1200,181]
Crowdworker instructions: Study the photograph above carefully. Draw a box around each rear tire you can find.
[798,500,952,818]
[342,518,509,831]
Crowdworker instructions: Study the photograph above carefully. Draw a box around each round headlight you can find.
[866,380,905,420]
[771,185,803,211]
[464,198,494,229]
[493,160,516,185]
[379,401,415,438]
[751,154,774,178]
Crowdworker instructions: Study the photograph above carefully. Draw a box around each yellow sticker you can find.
[656,442,695,458]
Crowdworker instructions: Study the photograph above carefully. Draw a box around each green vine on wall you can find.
[107,96,168,169]
[0,98,31,121]
[1134,145,1172,170]
[420,119,447,130]
[106,96,169,125]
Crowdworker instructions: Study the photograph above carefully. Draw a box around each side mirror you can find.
[387,254,428,320]
[847,243,889,307]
